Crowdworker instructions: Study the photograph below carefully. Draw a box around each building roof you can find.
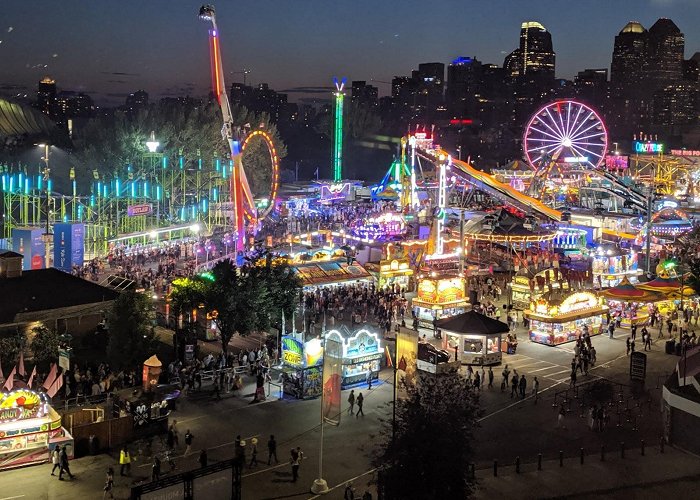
[621,21,646,34]
[0,98,56,138]
[0,268,119,324]
[649,18,681,35]
[0,251,24,259]
[436,310,509,335]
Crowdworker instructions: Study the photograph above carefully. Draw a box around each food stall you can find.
[0,389,73,470]
[438,311,507,366]
[510,268,570,310]
[412,274,469,328]
[525,291,608,346]
[276,335,324,399]
[600,277,665,327]
[365,257,414,291]
[325,328,383,387]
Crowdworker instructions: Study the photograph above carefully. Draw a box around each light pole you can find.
[38,143,51,268]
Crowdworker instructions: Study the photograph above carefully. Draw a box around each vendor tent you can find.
[435,310,509,335]
[636,273,684,294]
[600,277,665,302]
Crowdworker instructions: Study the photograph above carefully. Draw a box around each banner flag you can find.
[322,338,343,426]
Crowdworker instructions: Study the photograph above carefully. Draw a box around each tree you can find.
[373,370,480,499]
[29,326,60,369]
[0,334,24,374]
[107,291,158,370]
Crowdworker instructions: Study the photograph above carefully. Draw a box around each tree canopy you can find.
[106,290,158,370]
[373,370,480,499]
[169,254,301,353]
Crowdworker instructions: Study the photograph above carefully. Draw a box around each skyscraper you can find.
[446,57,482,119]
[503,22,555,79]
[610,21,648,100]
[125,90,149,116]
[351,81,379,108]
[417,62,445,117]
[647,18,685,91]
[36,76,57,117]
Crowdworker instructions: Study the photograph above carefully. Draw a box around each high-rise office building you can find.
[417,62,445,116]
[574,69,608,105]
[446,57,482,118]
[503,22,555,79]
[647,18,685,91]
[350,81,379,108]
[610,21,648,100]
[36,76,57,117]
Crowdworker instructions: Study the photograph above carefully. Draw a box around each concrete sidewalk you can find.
[474,445,700,499]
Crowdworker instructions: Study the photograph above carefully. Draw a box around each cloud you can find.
[100,71,141,77]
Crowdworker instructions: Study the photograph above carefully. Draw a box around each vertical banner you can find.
[12,228,45,270]
[322,338,343,426]
[53,223,84,272]
[396,327,419,392]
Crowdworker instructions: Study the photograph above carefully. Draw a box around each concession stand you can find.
[600,277,665,327]
[276,335,324,399]
[325,328,383,387]
[0,389,73,470]
[365,257,413,291]
[438,311,507,366]
[509,268,570,311]
[525,291,608,346]
[412,274,469,328]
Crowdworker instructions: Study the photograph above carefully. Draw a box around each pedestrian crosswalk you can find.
[499,353,572,384]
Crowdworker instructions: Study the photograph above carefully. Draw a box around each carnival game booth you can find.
[600,277,665,328]
[510,268,570,311]
[0,389,73,470]
[325,328,383,388]
[590,245,641,289]
[525,291,608,346]
[637,271,696,317]
[276,335,324,400]
[292,258,373,289]
[438,311,507,366]
[412,274,469,329]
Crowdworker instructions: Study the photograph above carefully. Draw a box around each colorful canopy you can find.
[636,275,683,293]
[600,277,665,302]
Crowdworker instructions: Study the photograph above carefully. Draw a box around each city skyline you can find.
[2,1,700,105]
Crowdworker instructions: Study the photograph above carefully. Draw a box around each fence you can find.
[70,415,134,457]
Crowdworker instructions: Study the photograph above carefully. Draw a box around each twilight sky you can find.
[2,0,700,105]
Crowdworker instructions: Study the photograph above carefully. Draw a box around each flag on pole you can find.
[3,365,16,392]
[18,352,26,377]
[0,356,4,382]
[27,366,37,389]
[47,371,64,398]
[43,363,57,390]
[322,338,343,426]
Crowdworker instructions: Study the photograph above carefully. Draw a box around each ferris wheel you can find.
[524,100,608,170]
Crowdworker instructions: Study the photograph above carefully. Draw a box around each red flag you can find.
[47,372,64,398]
[398,355,407,372]
[3,365,16,392]
[43,363,57,390]
[0,356,4,382]
[27,366,37,389]
[18,352,26,377]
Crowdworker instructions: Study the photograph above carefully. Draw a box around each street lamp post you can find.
[38,143,51,268]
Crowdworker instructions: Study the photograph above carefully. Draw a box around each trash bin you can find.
[88,435,99,455]
[666,340,675,355]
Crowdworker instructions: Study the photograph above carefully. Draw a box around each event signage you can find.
[12,228,45,270]
[53,223,84,272]
[634,141,664,154]
[127,203,153,216]
[0,407,21,422]
[322,338,343,426]
[670,149,700,157]
[281,336,304,367]
[0,390,47,422]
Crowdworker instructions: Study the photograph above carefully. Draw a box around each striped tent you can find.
[600,277,665,302]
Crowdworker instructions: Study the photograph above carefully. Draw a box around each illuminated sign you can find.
[670,149,700,157]
[281,336,304,367]
[0,390,48,423]
[605,155,629,170]
[564,156,588,163]
[560,292,598,313]
[127,203,153,216]
[634,141,663,154]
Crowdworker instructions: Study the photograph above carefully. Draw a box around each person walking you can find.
[184,429,194,456]
[501,365,510,392]
[488,367,494,389]
[290,447,303,482]
[532,376,540,404]
[356,392,365,417]
[473,371,481,391]
[347,390,356,415]
[510,373,518,399]
[151,456,161,482]
[569,369,577,388]
[248,438,258,468]
[171,419,180,448]
[645,330,652,351]
[557,404,566,429]
[344,482,356,500]
[267,434,279,465]
[362,490,373,500]
[59,445,74,480]
[519,374,527,399]
[366,369,373,390]
[50,444,61,476]
[103,467,115,499]
[199,449,208,468]
[626,337,631,355]
[119,446,131,476]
